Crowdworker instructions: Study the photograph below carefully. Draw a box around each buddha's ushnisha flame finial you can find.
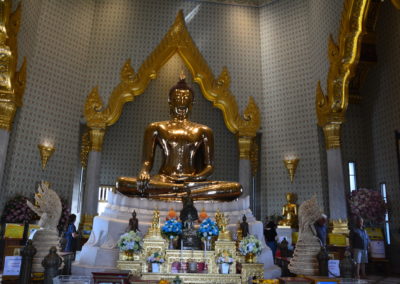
[179,70,186,80]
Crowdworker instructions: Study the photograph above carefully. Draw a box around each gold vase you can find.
[245,252,256,263]
[124,250,134,261]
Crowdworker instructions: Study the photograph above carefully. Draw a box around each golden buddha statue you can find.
[278,192,298,228]
[116,76,242,201]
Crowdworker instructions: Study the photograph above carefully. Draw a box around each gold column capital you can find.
[238,136,253,160]
[316,0,371,149]
[89,128,105,152]
[322,122,342,149]
[0,100,17,131]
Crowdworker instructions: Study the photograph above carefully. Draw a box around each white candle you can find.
[204,239,206,258]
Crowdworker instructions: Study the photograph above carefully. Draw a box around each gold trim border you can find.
[84,10,260,154]
[316,0,371,149]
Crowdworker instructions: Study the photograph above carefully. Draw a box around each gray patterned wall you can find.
[361,1,400,229]
[1,0,95,208]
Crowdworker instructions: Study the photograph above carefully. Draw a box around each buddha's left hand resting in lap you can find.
[116,77,242,201]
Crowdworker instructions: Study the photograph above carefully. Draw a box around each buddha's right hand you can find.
[137,171,150,192]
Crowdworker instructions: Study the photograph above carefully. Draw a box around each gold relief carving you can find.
[316,0,371,149]
[80,131,90,168]
[0,1,26,131]
[238,136,253,159]
[83,10,260,157]
[391,0,400,9]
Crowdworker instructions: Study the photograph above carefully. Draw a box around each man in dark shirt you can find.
[264,220,277,258]
[350,216,370,279]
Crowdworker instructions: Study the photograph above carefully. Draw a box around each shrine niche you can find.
[83,10,261,159]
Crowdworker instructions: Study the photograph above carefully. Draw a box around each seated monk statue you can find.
[278,192,298,228]
[116,76,242,201]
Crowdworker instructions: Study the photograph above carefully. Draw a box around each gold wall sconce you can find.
[283,156,299,183]
[38,143,55,170]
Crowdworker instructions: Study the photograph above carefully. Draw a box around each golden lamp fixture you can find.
[283,156,299,183]
[38,143,55,170]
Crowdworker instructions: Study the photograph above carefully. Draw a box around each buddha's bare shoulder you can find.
[145,121,170,129]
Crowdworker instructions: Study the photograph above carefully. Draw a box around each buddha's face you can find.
[169,89,193,120]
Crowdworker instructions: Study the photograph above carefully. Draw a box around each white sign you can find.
[3,256,22,276]
[370,240,386,258]
[328,259,340,278]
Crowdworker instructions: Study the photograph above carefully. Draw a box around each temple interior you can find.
[0,0,400,283]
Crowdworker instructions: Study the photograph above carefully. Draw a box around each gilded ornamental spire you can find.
[0,1,26,131]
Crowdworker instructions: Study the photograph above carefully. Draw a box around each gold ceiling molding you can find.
[84,10,261,158]
[0,1,26,131]
[316,0,371,149]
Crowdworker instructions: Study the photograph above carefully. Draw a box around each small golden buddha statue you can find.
[116,76,242,201]
[218,213,232,241]
[278,192,298,228]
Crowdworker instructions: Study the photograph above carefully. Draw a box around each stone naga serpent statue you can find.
[26,181,63,273]
[27,181,62,231]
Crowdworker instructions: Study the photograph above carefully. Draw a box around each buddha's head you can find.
[169,77,194,120]
[286,192,297,203]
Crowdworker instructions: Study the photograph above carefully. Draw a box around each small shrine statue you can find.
[180,194,201,250]
[240,215,250,238]
[180,192,198,225]
[127,210,140,232]
[218,213,232,241]
[236,220,243,241]
[215,209,223,229]
[278,192,298,228]
[146,209,161,238]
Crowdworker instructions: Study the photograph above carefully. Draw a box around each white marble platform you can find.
[72,192,281,278]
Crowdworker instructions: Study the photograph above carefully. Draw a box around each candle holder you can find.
[283,157,299,183]
[38,143,55,170]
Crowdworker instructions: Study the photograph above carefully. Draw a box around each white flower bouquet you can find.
[239,234,264,256]
[117,231,143,252]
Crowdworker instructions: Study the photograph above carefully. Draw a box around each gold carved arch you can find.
[316,0,371,149]
[84,10,260,159]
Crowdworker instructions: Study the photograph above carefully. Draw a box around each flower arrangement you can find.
[161,218,182,237]
[117,231,143,252]
[348,188,386,224]
[147,251,165,264]
[1,196,36,223]
[239,235,264,256]
[197,218,219,239]
[216,251,234,264]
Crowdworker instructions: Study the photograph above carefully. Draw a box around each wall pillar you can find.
[326,148,347,220]
[81,129,105,220]
[0,130,10,189]
[82,151,101,216]
[239,158,251,197]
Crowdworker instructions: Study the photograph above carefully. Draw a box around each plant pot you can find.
[245,252,256,263]
[151,262,160,273]
[124,250,134,261]
[220,263,230,274]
